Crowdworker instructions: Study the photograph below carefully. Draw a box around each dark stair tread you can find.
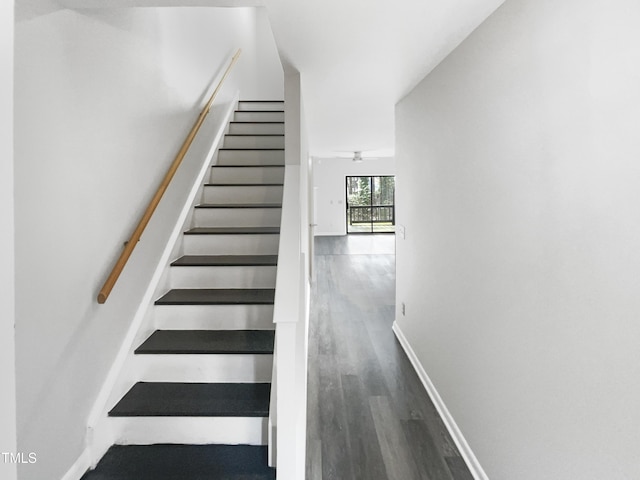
[204,183,284,186]
[109,382,270,417]
[230,121,284,124]
[184,227,280,235]
[135,330,275,355]
[155,288,275,305]
[212,164,285,168]
[219,148,285,151]
[80,444,275,480]
[171,255,278,267]
[195,203,282,209]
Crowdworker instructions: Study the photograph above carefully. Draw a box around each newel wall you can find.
[395,0,640,479]
[14,7,282,480]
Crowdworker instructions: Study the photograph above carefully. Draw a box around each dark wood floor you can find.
[306,235,474,480]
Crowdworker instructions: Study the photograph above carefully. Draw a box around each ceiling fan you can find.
[336,150,380,162]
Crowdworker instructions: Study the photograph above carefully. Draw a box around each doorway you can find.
[346,176,395,234]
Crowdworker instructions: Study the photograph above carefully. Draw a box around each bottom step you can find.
[80,444,275,479]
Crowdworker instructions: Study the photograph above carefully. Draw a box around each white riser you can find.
[223,135,284,149]
[210,166,285,184]
[132,354,273,383]
[112,417,268,445]
[218,149,284,165]
[203,185,283,204]
[154,305,274,330]
[234,111,284,122]
[237,101,284,111]
[229,123,284,135]
[170,265,277,289]
[183,233,279,255]
[193,208,282,228]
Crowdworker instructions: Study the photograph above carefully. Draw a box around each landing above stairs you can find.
[79,444,275,480]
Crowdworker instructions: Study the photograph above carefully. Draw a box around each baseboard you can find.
[60,448,91,480]
[392,321,490,480]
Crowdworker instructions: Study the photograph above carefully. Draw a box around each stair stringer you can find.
[82,94,240,472]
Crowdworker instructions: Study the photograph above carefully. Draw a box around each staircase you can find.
[81,100,285,480]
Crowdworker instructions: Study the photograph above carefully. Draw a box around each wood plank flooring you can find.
[306,235,473,480]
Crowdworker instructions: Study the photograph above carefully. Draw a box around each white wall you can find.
[0,1,17,479]
[14,7,282,480]
[312,157,395,235]
[395,0,640,479]
[254,7,284,99]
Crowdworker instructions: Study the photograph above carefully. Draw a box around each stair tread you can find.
[234,110,284,113]
[171,255,278,267]
[109,382,270,417]
[155,288,275,305]
[219,148,285,151]
[80,444,275,480]
[224,134,285,137]
[135,330,275,355]
[212,164,284,168]
[230,121,284,124]
[184,227,280,235]
[195,203,282,209]
[204,182,284,186]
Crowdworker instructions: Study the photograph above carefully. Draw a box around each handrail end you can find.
[97,292,107,304]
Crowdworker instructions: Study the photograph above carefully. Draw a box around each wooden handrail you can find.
[97,49,242,304]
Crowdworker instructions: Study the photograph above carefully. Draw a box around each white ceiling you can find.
[263,0,506,157]
[22,0,506,156]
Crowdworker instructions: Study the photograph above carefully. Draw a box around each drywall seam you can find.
[392,321,490,480]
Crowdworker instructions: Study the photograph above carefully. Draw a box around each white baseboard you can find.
[392,321,490,480]
[60,448,91,480]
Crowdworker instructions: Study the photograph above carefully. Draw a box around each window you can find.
[346,176,395,234]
